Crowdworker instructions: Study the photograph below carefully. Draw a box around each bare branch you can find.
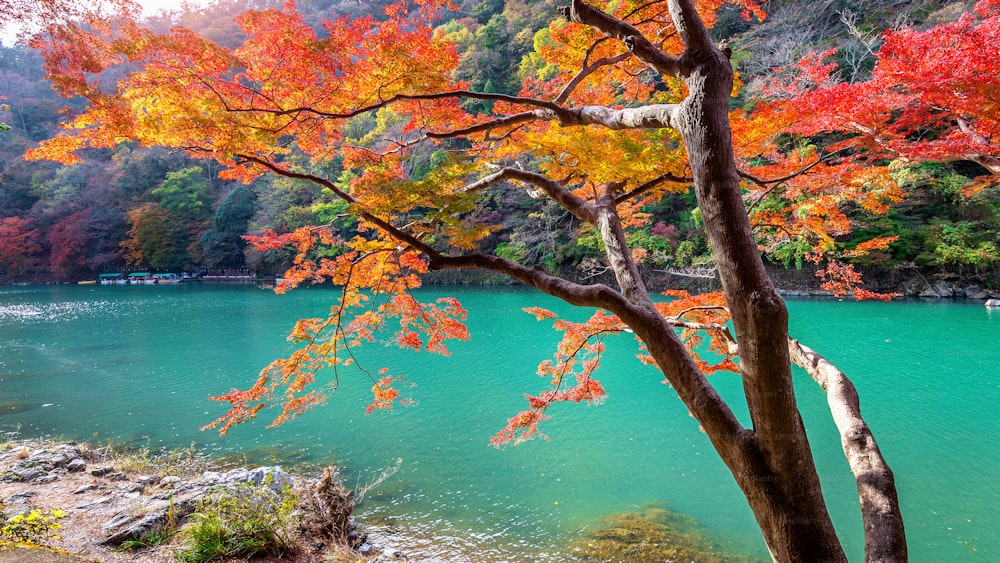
[555,49,633,104]
[615,172,692,204]
[562,0,689,77]
[501,168,598,222]
[664,316,738,356]
[788,339,907,561]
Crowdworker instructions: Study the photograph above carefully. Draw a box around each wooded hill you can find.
[1,0,997,289]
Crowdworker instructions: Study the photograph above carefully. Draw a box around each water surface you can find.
[1,285,996,560]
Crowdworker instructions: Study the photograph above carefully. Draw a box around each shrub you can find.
[176,475,299,562]
[1,508,67,545]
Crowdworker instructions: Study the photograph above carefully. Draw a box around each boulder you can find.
[66,458,87,472]
[90,466,113,477]
[986,299,1000,309]
[919,286,942,298]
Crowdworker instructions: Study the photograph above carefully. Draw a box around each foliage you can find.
[46,209,90,278]
[19,0,928,432]
[760,0,1000,192]
[120,203,189,268]
[20,0,988,554]
[0,508,67,545]
[200,184,257,268]
[177,477,299,562]
[0,216,42,271]
[116,529,170,551]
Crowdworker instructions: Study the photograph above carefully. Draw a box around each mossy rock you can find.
[570,504,759,563]
[0,402,31,415]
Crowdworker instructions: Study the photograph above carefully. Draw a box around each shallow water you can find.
[1,284,997,560]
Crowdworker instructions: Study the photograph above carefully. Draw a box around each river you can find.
[1,284,997,560]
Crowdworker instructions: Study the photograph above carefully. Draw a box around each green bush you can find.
[177,477,299,562]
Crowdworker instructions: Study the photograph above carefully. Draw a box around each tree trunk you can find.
[665,3,846,558]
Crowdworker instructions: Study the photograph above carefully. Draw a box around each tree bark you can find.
[569,0,851,559]
[789,339,908,562]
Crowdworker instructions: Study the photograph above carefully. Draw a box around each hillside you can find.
[0,0,996,292]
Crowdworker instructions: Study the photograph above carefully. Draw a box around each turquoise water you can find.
[0,284,997,560]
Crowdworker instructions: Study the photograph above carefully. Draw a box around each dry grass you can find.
[94,442,246,480]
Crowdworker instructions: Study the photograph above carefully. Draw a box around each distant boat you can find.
[77,280,97,285]
[153,273,182,284]
[127,272,154,284]
[99,273,123,284]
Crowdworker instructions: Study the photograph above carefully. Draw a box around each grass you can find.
[98,441,245,480]
[175,475,300,563]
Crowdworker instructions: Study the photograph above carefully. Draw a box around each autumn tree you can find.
[29,0,909,559]
[761,1,1000,190]
[121,203,188,269]
[47,208,90,278]
[0,215,41,271]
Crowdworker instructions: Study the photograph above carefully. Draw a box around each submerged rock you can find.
[569,504,760,563]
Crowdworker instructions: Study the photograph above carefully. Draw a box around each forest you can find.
[0,0,997,293]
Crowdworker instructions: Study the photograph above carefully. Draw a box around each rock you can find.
[248,466,293,491]
[34,474,60,484]
[2,491,36,517]
[106,472,128,481]
[1,466,46,483]
[66,458,87,472]
[73,483,99,494]
[74,496,112,509]
[199,466,293,493]
[90,466,113,477]
[986,299,1000,309]
[100,493,202,546]
[158,475,182,487]
[919,285,942,298]
[934,280,957,297]
[122,483,143,494]
[0,545,87,562]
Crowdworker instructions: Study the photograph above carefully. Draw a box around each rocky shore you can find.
[0,440,407,562]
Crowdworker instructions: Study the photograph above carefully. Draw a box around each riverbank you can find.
[4,264,998,300]
[0,439,405,563]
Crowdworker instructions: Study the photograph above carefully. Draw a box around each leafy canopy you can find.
[28,0,912,439]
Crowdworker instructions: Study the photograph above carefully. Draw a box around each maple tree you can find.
[27,0,913,559]
[761,0,1000,193]
[0,0,134,42]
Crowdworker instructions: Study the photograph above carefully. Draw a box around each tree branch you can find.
[236,155,441,259]
[562,0,689,77]
[555,48,633,104]
[788,339,907,561]
[499,168,598,222]
[666,0,721,59]
[615,171,691,204]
